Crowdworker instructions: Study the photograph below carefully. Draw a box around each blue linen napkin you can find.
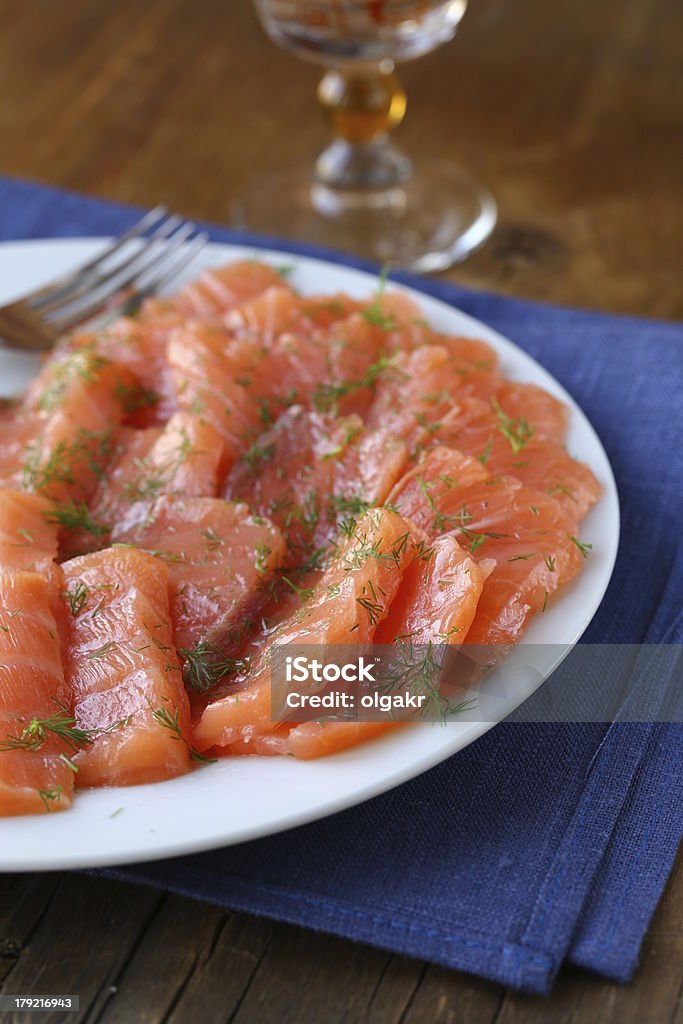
[1,176,681,993]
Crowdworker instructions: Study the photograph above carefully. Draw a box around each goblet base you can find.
[231,160,496,273]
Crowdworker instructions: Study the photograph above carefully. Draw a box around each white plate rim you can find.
[0,238,620,871]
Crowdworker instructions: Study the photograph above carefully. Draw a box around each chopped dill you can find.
[311,353,396,414]
[328,494,371,519]
[491,399,535,454]
[282,576,316,604]
[64,580,89,616]
[152,705,183,740]
[241,440,275,472]
[86,640,118,660]
[179,641,249,693]
[254,542,271,575]
[201,526,223,551]
[361,266,396,330]
[415,477,506,553]
[1,701,93,755]
[477,438,493,465]
[151,702,218,765]
[570,535,593,558]
[43,500,108,538]
[115,380,159,415]
[36,348,107,413]
[38,786,63,812]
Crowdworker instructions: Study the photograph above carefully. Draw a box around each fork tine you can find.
[27,205,168,310]
[50,225,205,332]
[118,232,210,316]
[36,214,183,315]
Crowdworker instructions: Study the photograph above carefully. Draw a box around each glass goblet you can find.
[232,0,496,273]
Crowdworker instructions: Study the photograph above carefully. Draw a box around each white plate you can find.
[0,239,619,871]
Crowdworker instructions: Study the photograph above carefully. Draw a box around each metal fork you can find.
[0,208,208,351]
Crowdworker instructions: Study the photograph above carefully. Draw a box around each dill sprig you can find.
[201,526,223,552]
[328,494,371,520]
[241,440,275,473]
[38,786,63,812]
[361,266,397,330]
[570,535,593,558]
[1,702,93,755]
[311,353,396,414]
[416,477,506,553]
[22,429,113,495]
[179,641,250,693]
[64,580,89,616]
[152,706,184,740]
[254,542,272,575]
[36,348,108,413]
[357,580,385,626]
[124,429,194,502]
[44,500,108,538]
[282,576,316,604]
[152,703,217,764]
[491,399,535,454]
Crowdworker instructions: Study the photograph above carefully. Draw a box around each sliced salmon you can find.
[286,535,491,760]
[284,721,399,760]
[111,497,286,692]
[424,392,601,519]
[63,412,225,557]
[192,507,422,753]
[155,260,290,319]
[388,447,586,645]
[223,286,358,347]
[0,571,74,815]
[224,405,407,566]
[20,345,133,510]
[169,324,272,478]
[374,534,490,646]
[0,489,58,575]
[61,546,191,787]
[367,344,502,452]
[81,318,181,427]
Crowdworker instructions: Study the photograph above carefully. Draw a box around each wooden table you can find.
[0,1,681,1020]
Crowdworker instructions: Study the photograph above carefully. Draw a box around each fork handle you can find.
[0,301,58,351]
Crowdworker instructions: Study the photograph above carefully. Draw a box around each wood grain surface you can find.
[0,0,681,1021]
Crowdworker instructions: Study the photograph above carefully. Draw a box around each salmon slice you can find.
[388,447,586,645]
[19,346,133,511]
[224,405,407,566]
[283,722,399,760]
[111,497,286,693]
[493,382,567,443]
[0,405,41,490]
[169,324,274,478]
[0,571,74,815]
[424,392,601,519]
[366,344,502,451]
[192,507,420,753]
[286,535,490,760]
[0,489,58,574]
[156,260,290,319]
[68,264,292,429]
[61,546,191,787]
[374,534,490,646]
[223,287,357,346]
[62,412,225,557]
[78,318,182,427]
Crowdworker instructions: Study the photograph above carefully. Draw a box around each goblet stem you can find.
[315,65,411,195]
